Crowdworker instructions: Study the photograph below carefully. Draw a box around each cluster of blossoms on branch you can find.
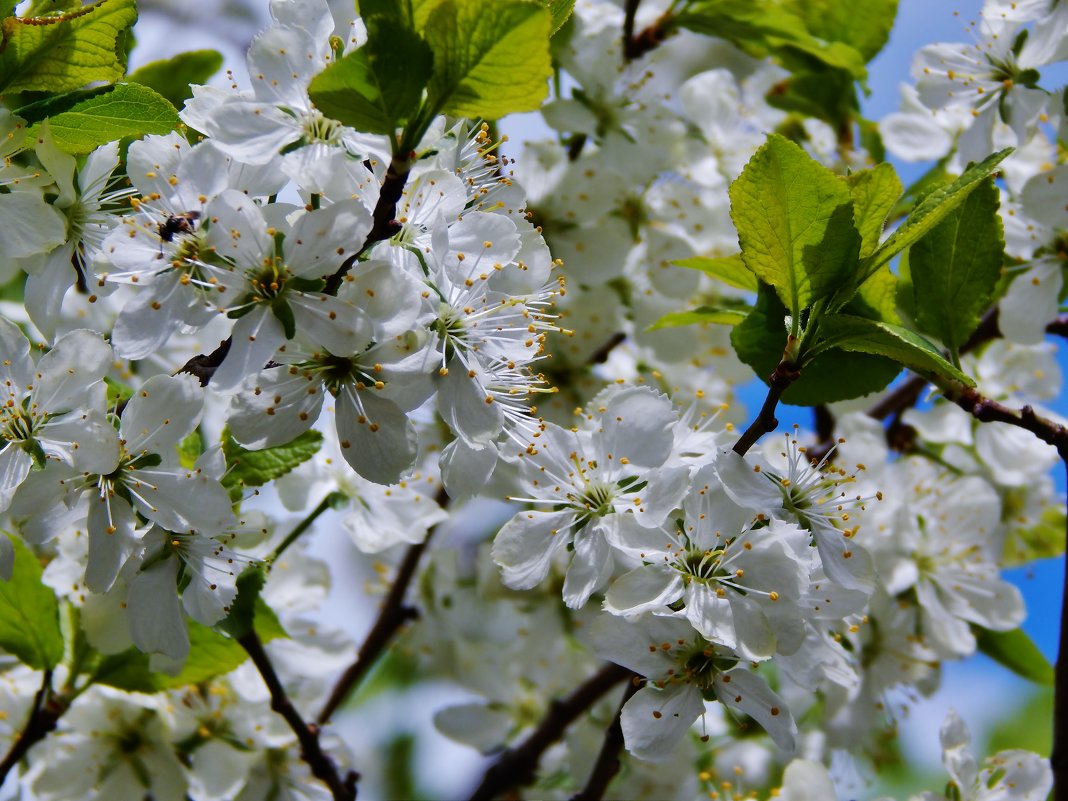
[0,0,1066,798]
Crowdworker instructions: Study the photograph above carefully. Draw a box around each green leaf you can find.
[126,49,223,108]
[794,0,898,62]
[765,66,857,129]
[845,163,903,260]
[649,306,749,330]
[0,0,138,94]
[104,375,133,406]
[221,429,323,501]
[848,264,900,325]
[425,0,552,119]
[547,0,575,34]
[675,0,867,80]
[1003,504,1066,567]
[308,16,432,136]
[858,148,1012,283]
[0,534,63,669]
[730,284,900,405]
[216,567,267,640]
[92,609,282,693]
[729,133,861,320]
[975,627,1053,686]
[359,0,445,29]
[909,176,1004,351]
[19,82,178,155]
[673,254,758,291]
[0,0,15,17]
[176,429,203,470]
[812,314,975,385]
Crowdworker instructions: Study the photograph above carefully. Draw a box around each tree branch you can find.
[943,385,1068,799]
[238,631,357,801]
[570,678,641,801]
[587,332,626,365]
[733,358,800,456]
[467,663,632,801]
[948,386,1068,460]
[1056,495,1068,801]
[623,6,673,61]
[0,669,62,787]
[323,155,411,295]
[317,486,449,725]
[178,153,413,387]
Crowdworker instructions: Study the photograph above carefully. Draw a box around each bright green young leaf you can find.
[674,0,867,80]
[673,254,758,291]
[0,0,138,94]
[729,133,861,320]
[1003,504,1066,567]
[308,16,432,136]
[975,627,1053,685]
[425,0,552,119]
[649,306,749,330]
[858,148,1012,283]
[0,534,63,670]
[812,314,975,385]
[793,0,898,62]
[730,284,900,405]
[20,82,178,155]
[910,176,1004,352]
[221,429,323,501]
[845,163,903,259]
[127,49,223,108]
[547,0,575,34]
[848,265,900,324]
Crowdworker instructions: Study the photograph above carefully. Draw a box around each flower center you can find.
[301,109,344,146]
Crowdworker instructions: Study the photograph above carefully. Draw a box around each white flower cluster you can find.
[0,0,1063,797]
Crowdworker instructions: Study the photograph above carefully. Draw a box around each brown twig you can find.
[948,386,1068,460]
[323,155,411,296]
[623,8,673,61]
[0,669,62,787]
[733,358,801,456]
[622,0,641,60]
[942,385,1068,799]
[178,154,413,387]
[238,631,357,801]
[467,664,632,801]
[587,332,627,365]
[317,486,449,725]
[811,308,1068,459]
[570,678,641,801]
